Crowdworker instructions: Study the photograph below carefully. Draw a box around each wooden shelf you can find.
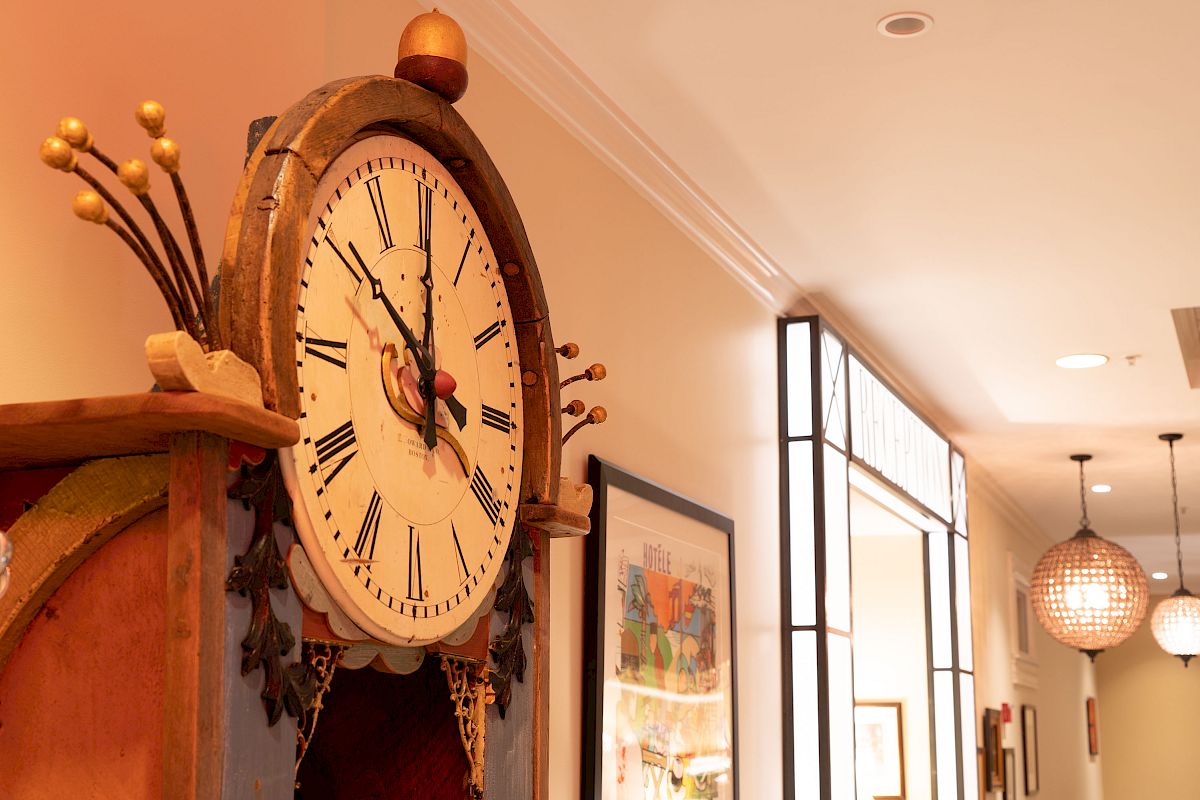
[519,502,590,538]
[0,391,299,470]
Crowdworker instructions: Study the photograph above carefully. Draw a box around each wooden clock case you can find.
[0,74,570,800]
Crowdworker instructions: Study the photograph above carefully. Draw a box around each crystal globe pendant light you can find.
[1031,454,1149,660]
[1150,433,1200,667]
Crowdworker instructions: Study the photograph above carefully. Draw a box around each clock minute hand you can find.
[348,240,431,374]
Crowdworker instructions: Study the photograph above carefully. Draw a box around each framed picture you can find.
[1002,748,1017,800]
[583,456,738,799]
[1022,704,1039,795]
[983,708,1003,791]
[854,702,905,800]
[1086,697,1099,756]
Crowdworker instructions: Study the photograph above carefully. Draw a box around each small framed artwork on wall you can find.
[983,708,1004,791]
[854,702,905,800]
[1086,697,1100,756]
[583,456,739,799]
[1002,748,1017,800]
[1022,704,1040,795]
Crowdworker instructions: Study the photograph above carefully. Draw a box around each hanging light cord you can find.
[1169,438,1186,591]
[1078,458,1091,530]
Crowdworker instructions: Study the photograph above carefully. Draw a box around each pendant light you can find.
[1149,433,1200,666]
[1030,454,1149,660]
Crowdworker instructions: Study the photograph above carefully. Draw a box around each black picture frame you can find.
[1022,704,1040,795]
[583,455,739,799]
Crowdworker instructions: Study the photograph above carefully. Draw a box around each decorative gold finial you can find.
[56,117,93,151]
[395,9,469,103]
[151,137,181,173]
[118,159,151,195]
[135,101,166,138]
[72,190,108,224]
[40,136,78,171]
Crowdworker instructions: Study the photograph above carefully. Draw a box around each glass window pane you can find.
[821,329,847,449]
[791,631,820,799]
[933,670,957,800]
[786,321,813,439]
[789,441,816,627]
[952,449,968,536]
[928,532,953,669]
[824,445,851,632]
[955,534,974,671]
[959,672,978,797]
[828,633,857,800]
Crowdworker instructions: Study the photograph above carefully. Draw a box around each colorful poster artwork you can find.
[606,537,732,799]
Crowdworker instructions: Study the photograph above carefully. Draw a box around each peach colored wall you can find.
[969,474,1103,800]
[3,1,783,797]
[1095,595,1200,799]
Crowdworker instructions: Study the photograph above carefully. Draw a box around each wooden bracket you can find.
[146,331,265,407]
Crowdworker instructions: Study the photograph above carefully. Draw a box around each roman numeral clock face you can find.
[280,135,523,646]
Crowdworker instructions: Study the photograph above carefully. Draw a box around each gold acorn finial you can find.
[135,101,166,138]
[151,137,181,173]
[118,159,151,195]
[72,190,108,224]
[394,9,469,103]
[56,117,93,151]
[40,136,78,171]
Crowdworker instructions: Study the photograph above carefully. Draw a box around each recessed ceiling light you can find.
[877,12,934,38]
[1153,571,1170,580]
[1055,353,1109,369]
[1091,484,1112,494]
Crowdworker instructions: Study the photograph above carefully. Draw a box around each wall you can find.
[969,474,1103,800]
[1095,594,1200,799]
[3,1,783,798]
[850,531,932,800]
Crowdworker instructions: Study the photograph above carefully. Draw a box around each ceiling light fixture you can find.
[1091,484,1113,494]
[1150,433,1200,667]
[1030,454,1149,660]
[1056,354,1109,369]
[877,12,934,38]
[1153,571,1171,580]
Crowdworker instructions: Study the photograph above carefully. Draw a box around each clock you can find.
[218,76,560,648]
[282,133,523,645]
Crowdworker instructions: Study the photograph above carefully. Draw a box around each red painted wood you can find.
[295,656,469,799]
[0,509,168,799]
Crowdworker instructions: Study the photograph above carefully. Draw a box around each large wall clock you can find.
[220,77,560,648]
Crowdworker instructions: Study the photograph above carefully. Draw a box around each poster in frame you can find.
[1022,704,1040,795]
[1002,748,1016,800]
[1086,697,1099,756]
[983,708,1003,791]
[854,702,905,799]
[583,456,738,799]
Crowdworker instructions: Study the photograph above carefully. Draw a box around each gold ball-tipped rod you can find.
[71,191,189,332]
[560,363,606,389]
[117,157,208,340]
[41,135,196,339]
[137,104,220,350]
[562,406,607,445]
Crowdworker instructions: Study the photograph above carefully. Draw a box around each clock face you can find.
[281,134,524,645]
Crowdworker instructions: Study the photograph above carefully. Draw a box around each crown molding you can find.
[425,0,801,313]
[968,464,1055,551]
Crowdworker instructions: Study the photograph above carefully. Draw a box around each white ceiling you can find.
[443,0,1200,577]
